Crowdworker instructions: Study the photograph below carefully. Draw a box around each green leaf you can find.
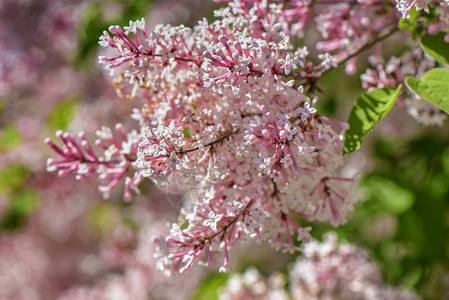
[343,86,402,156]
[0,124,22,152]
[1,189,40,231]
[0,97,3,115]
[405,68,449,114]
[363,176,415,214]
[46,98,80,133]
[189,272,229,300]
[421,31,449,65]
[0,163,30,193]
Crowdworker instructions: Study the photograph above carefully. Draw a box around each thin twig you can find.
[176,129,239,155]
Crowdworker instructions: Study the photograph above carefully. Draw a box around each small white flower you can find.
[285,126,297,141]
[224,199,243,217]
[318,124,333,141]
[318,52,337,70]
[297,142,318,163]
[219,265,232,273]
[170,223,182,238]
[203,211,222,231]
[280,155,293,169]
[294,46,309,59]
[296,226,312,242]
[234,56,252,74]
[295,102,316,121]
[166,151,182,172]
[278,54,297,75]
[277,113,292,127]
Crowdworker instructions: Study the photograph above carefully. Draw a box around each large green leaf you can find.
[405,68,449,114]
[343,86,402,156]
[421,31,449,65]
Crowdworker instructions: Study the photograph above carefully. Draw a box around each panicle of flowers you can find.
[146,73,359,275]
[361,48,447,126]
[49,0,449,276]
[219,233,420,300]
[314,1,397,75]
[87,0,362,276]
[215,0,401,75]
[45,124,142,201]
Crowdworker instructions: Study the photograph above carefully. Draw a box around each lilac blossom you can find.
[57,1,364,275]
[43,0,449,282]
[45,125,142,202]
[219,234,420,300]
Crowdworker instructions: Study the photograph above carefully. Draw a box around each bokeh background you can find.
[0,1,448,299]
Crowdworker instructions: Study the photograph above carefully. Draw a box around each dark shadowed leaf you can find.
[421,31,449,66]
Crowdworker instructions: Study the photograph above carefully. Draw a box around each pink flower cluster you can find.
[45,0,448,276]
[47,0,364,275]
[98,3,361,275]
[46,125,142,201]
[220,233,420,300]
